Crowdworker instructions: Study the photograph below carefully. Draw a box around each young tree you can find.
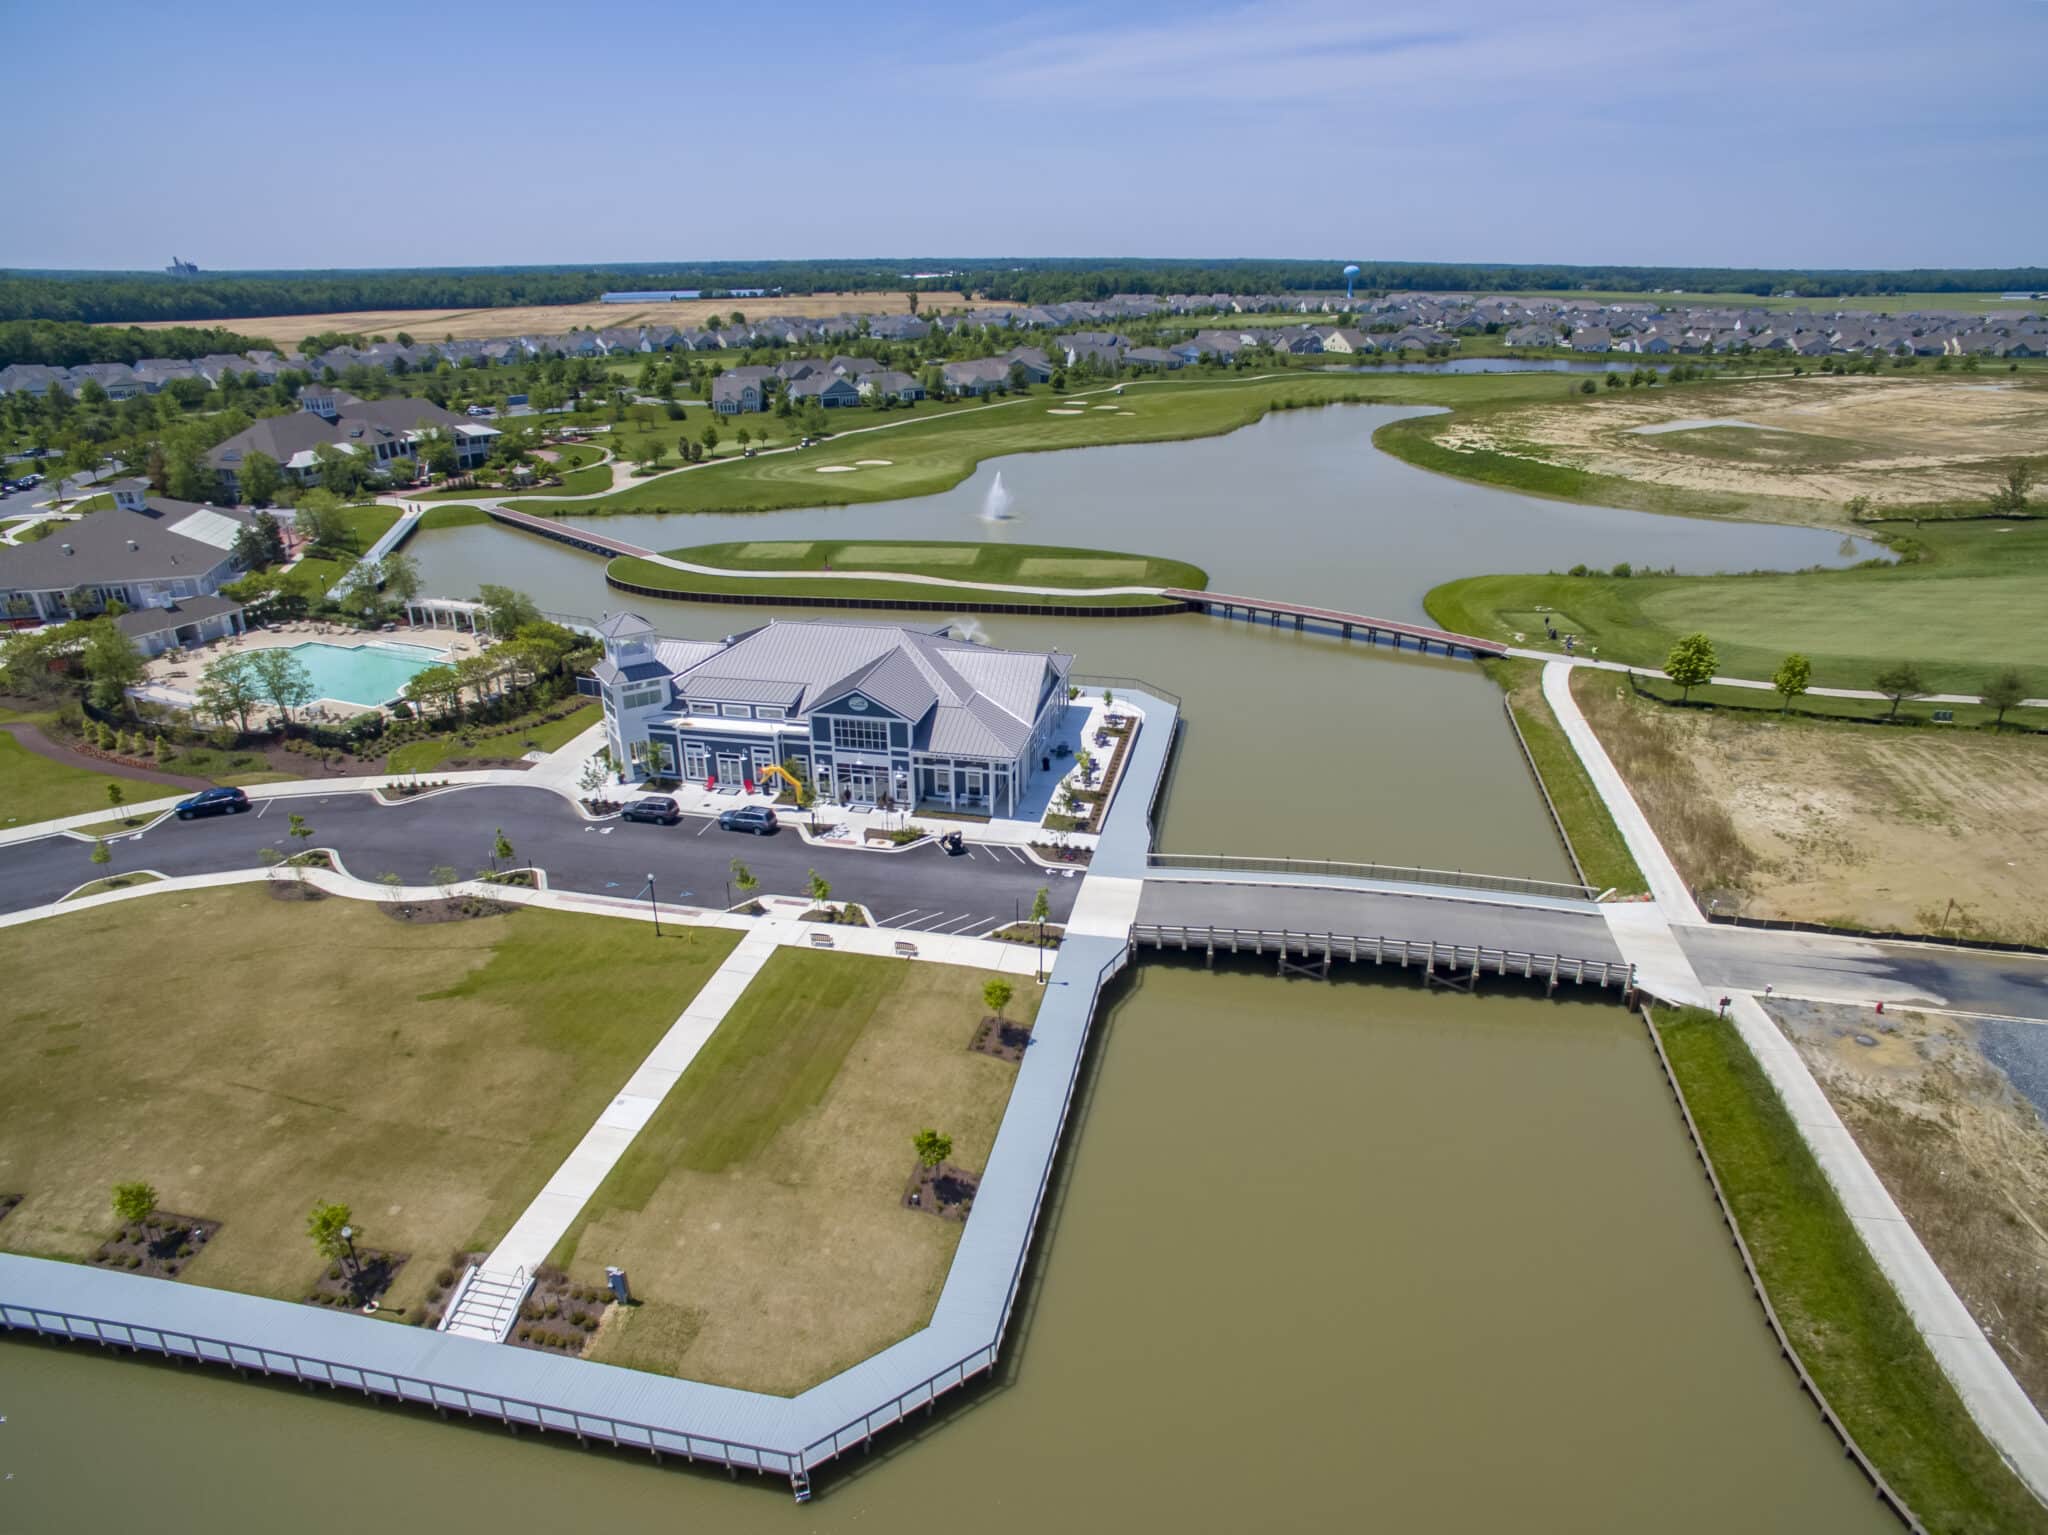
[287,812,314,879]
[1872,661,1927,720]
[306,1201,354,1266]
[730,857,759,906]
[806,868,832,908]
[477,584,543,635]
[1988,461,2034,517]
[1982,666,2029,726]
[379,551,423,604]
[107,780,127,818]
[700,424,721,456]
[982,976,1014,1020]
[1030,886,1050,926]
[491,828,515,871]
[89,836,111,869]
[111,1180,158,1226]
[249,647,316,722]
[1771,653,1811,714]
[1663,632,1718,700]
[912,1128,952,1171]
[291,491,350,553]
[196,651,263,734]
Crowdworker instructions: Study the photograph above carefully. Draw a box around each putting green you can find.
[734,541,812,559]
[837,544,980,566]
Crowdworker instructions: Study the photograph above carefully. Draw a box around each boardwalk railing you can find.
[799,938,1134,1470]
[0,1302,801,1475]
[1131,924,1632,991]
[1146,851,1596,903]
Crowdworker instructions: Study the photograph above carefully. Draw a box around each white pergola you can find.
[404,596,493,635]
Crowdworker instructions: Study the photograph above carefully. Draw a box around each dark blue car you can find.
[174,786,250,820]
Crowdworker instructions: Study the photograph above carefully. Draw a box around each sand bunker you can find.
[1046,409,1084,415]
[1628,418,1783,435]
[1093,404,1121,410]
[854,459,893,466]
[814,465,859,473]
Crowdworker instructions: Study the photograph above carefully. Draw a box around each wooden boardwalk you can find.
[485,504,656,560]
[1159,587,1507,658]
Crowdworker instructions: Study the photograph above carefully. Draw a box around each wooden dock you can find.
[1159,588,1507,658]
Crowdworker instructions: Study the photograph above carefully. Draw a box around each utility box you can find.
[606,1265,632,1304]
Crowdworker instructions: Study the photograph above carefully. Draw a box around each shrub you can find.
[436,1266,456,1287]
[1566,563,1589,577]
[127,1255,142,1269]
[1610,562,1632,579]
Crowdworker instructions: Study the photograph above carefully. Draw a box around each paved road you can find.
[1137,879,1623,962]
[1679,923,2048,1021]
[1,785,1081,933]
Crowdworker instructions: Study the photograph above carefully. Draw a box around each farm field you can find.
[107,292,989,352]
[555,948,1035,1395]
[1428,519,2048,697]
[0,888,738,1319]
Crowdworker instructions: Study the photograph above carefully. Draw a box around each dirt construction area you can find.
[112,292,992,352]
[1768,997,2048,1417]
[1438,375,2048,513]
[1574,675,2048,943]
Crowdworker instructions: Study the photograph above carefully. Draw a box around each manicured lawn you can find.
[610,538,1205,609]
[0,887,738,1318]
[526,370,1584,518]
[287,503,402,591]
[1428,519,2048,697]
[385,702,598,774]
[61,871,162,899]
[557,947,1035,1394]
[1655,1007,2048,1534]
[1492,659,1645,894]
[0,728,166,828]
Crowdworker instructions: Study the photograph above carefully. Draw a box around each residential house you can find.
[1122,346,1185,371]
[860,369,927,403]
[206,386,496,499]
[0,479,254,635]
[711,373,766,414]
[787,372,864,409]
[939,358,1011,396]
[1000,346,1054,383]
[0,363,67,396]
[592,614,1073,819]
[1321,327,1374,353]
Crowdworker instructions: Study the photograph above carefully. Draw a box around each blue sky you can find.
[7,0,2046,272]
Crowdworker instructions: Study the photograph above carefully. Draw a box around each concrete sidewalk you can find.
[1544,659,2048,1502]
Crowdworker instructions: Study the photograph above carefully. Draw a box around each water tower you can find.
[1343,264,1361,303]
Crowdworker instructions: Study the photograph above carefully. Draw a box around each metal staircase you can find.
[439,1264,532,1343]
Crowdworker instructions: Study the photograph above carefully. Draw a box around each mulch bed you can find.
[380,896,515,924]
[305,1247,409,1313]
[971,1015,1034,1064]
[903,1162,980,1222]
[430,756,532,772]
[91,1213,220,1279]
[803,906,871,926]
[511,1266,615,1355]
[420,1250,484,1330]
[0,1193,21,1224]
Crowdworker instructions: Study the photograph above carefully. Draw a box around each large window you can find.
[830,716,889,753]
[619,682,666,710]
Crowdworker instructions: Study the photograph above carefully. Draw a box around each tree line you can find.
[7,259,2045,326]
[0,319,274,370]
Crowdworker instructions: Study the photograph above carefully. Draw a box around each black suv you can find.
[718,805,778,835]
[175,786,250,820]
[619,795,681,826]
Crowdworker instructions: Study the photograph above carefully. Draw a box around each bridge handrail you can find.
[1068,672,1182,707]
[1146,851,1594,902]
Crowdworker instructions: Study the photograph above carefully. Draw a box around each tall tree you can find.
[81,619,144,710]
[239,450,283,507]
[196,651,262,734]
[1663,632,1718,700]
[248,646,316,722]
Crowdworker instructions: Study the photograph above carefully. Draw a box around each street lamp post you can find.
[340,1223,360,1279]
[1037,916,1045,984]
[644,873,661,937]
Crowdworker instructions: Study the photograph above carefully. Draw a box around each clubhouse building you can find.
[592,614,1073,817]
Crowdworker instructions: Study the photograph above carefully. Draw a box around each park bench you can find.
[893,940,920,959]
[809,931,835,949]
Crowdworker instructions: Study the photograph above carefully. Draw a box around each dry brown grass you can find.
[561,948,1033,1395]
[0,886,735,1316]
[114,292,995,352]
[1771,999,2048,1415]
[1572,670,1757,891]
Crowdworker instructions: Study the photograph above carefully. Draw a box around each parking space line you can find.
[932,913,986,934]
[907,911,958,931]
[877,909,921,927]
[256,800,273,818]
[694,819,714,836]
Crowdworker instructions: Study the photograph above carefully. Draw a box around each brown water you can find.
[2,970,1891,1533]
[400,406,1874,871]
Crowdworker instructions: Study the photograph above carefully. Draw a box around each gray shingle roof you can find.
[113,594,244,637]
[0,500,250,592]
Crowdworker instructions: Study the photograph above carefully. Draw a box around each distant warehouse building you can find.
[601,290,703,303]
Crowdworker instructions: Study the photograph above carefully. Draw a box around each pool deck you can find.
[138,624,475,719]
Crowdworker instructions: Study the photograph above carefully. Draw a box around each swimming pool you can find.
[287,641,448,707]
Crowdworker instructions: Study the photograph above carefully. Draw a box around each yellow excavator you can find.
[756,763,807,801]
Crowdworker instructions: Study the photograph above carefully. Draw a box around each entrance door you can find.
[716,752,743,788]
[844,768,880,805]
